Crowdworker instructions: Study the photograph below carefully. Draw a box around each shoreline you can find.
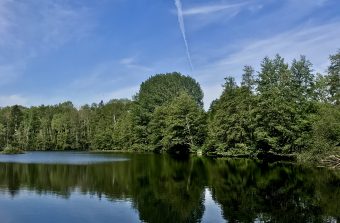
[2,148,338,168]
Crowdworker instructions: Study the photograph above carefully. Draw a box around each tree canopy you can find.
[0,52,339,161]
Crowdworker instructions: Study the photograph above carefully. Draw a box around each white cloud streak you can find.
[182,3,247,16]
[174,0,194,71]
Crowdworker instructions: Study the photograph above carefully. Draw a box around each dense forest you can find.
[0,52,339,161]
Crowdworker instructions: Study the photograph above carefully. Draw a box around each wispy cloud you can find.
[38,2,93,49]
[0,0,22,48]
[177,1,262,32]
[0,1,93,50]
[217,22,340,74]
[0,94,27,107]
[182,3,247,16]
[120,56,152,71]
[70,60,119,90]
[0,0,95,86]
[174,0,194,71]
[69,57,153,105]
[120,57,135,66]
[196,21,340,108]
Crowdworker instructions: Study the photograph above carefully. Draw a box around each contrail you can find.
[174,0,194,71]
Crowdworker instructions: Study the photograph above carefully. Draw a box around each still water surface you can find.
[0,152,339,223]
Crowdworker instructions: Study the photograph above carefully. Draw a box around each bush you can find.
[1,145,24,154]
[300,104,340,162]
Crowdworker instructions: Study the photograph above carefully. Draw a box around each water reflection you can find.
[0,190,140,223]
[202,188,226,223]
[0,151,128,164]
[0,153,339,223]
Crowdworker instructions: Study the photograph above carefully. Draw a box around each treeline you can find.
[0,99,131,151]
[207,54,340,159]
[0,51,339,158]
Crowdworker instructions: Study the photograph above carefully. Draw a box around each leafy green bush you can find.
[311,104,340,154]
[1,145,24,154]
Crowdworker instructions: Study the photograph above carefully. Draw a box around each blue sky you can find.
[0,0,339,109]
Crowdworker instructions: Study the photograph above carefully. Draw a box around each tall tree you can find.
[241,65,255,92]
[254,55,297,153]
[291,55,314,100]
[207,74,255,154]
[131,72,204,149]
[327,50,340,105]
[8,105,24,147]
[149,92,206,153]
[0,123,5,148]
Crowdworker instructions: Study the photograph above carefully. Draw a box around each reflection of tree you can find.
[206,159,260,222]
[207,159,340,222]
[0,154,209,223]
[130,156,208,223]
[0,155,339,222]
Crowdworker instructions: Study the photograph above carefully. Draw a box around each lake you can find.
[0,152,339,223]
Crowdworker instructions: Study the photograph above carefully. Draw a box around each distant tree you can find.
[291,55,314,100]
[241,65,255,92]
[327,50,340,105]
[314,73,330,103]
[112,111,135,150]
[311,103,340,156]
[254,55,298,153]
[90,99,132,150]
[8,105,24,147]
[0,123,5,149]
[207,75,255,154]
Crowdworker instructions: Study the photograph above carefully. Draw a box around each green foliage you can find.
[314,73,330,102]
[0,51,339,159]
[1,144,24,154]
[0,99,132,151]
[136,72,204,111]
[253,55,314,153]
[112,111,136,150]
[310,104,340,156]
[0,123,5,148]
[127,72,205,151]
[0,72,206,153]
[327,50,340,105]
[207,72,255,154]
[206,52,339,159]
[149,92,206,153]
